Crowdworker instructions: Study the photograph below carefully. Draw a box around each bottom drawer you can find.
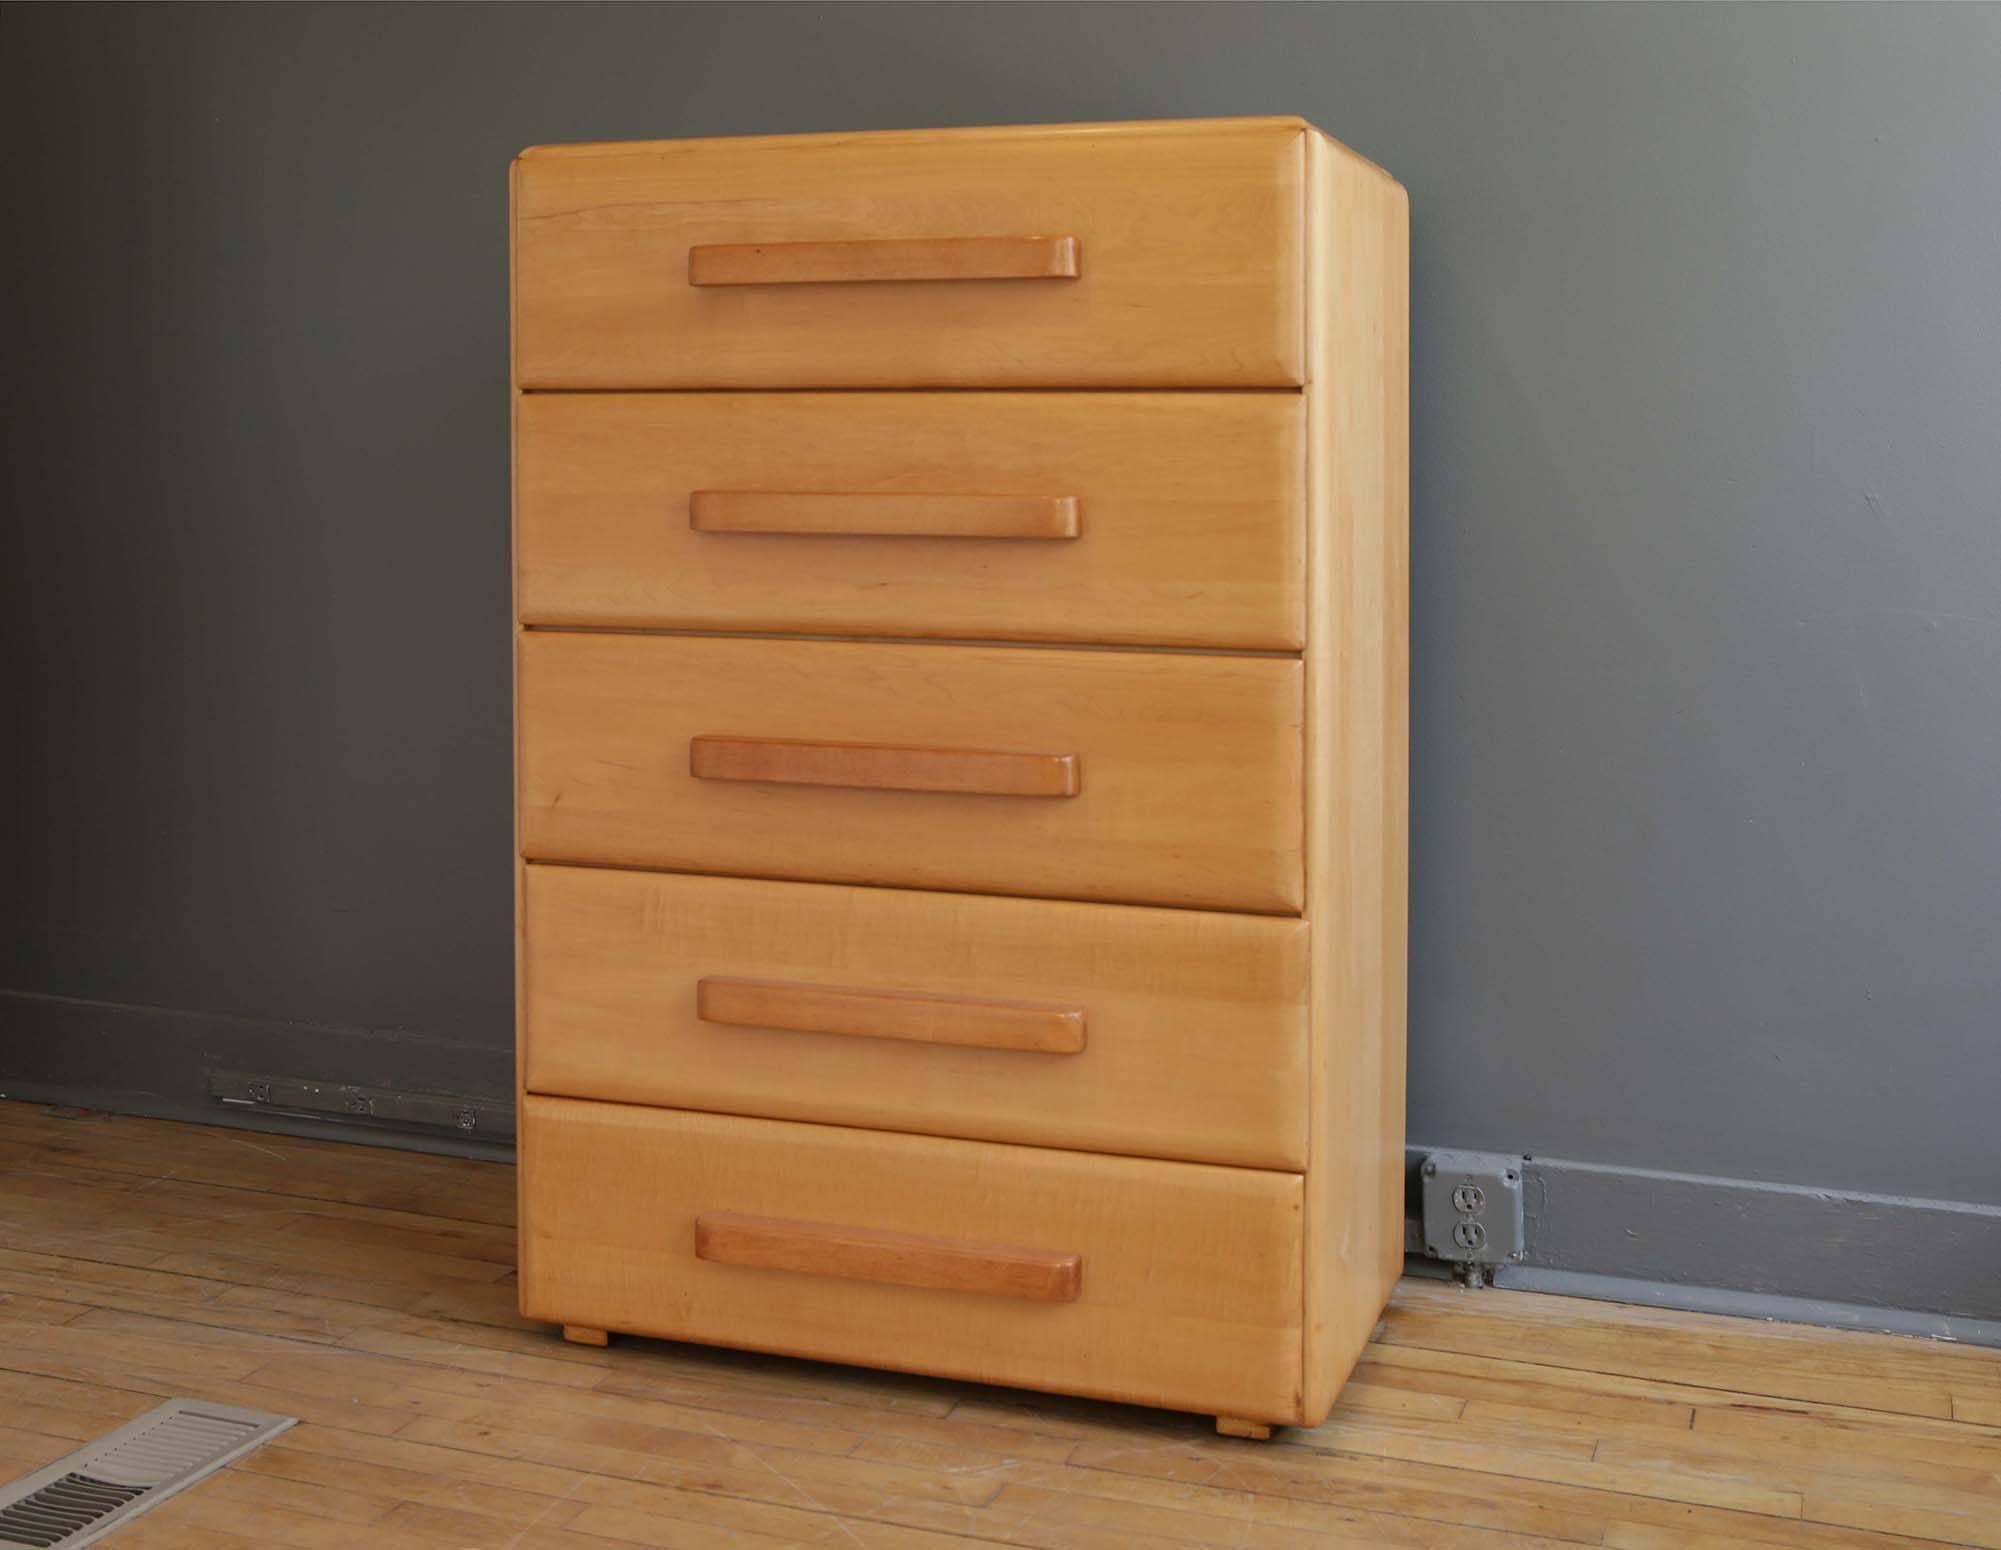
[520,1096,1305,1422]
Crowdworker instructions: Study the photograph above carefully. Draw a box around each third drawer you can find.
[523,863,1310,1170]
[519,631,1305,914]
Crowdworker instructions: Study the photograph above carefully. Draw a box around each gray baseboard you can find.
[1492,1266,2001,1348]
[1409,1145,2001,1334]
[0,989,514,1162]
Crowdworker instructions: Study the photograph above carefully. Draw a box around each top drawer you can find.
[513,118,1305,389]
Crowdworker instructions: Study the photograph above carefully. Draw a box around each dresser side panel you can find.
[510,154,531,1309]
[1300,132,1411,1425]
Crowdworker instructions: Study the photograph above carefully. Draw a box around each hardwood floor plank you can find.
[131,1490,476,1550]
[568,1468,1065,1550]
[142,1247,521,1323]
[593,1368,1080,1461]
[1393,1281,2001,1397]
[1952,1393,2001,1426]
[0,1345,420,1438]
[1046,1440,1616,1543]
[236,1439,569,1527]
[237,1347,865,1457]
[1362,1338,1993,1442]
[0,1290,89,1325]
[0,1423,81,1475]
[1377,1305,1958,1419]
[1691,1398,2001,1470]
[1602,1426,1996,1495]
[0,1245,401,1342]
[1805,1477,2001,1549]
[0,1326,270,1385]
[96,1520,271,1550]
[395,1413,1005,1517]
[985,1472,1592,1550]
[0,1368,160,1429]
[1064,1436,1957,1550]
[263,1417,591,1498]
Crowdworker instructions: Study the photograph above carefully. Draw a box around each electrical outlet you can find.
[1419,1150,1526,1266]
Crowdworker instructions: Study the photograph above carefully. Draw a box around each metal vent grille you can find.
[0,1477,146,1546]
[0,1400,294,1548]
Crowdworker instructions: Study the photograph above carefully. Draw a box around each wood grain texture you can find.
[519,633,1305,914]
[695,977,1088,1056]
[561,1325,608,1347]
[508,116,1402,1432]
[519,1096,1306,1421]
[688,235,1080,286]
[516,391,1303,646]
[689,490,1081,540]
[514,119,1304,388]
[3,1102,1998,1550]
[1298,127,1412,1426]
[688,735,1080,799]
[522,866,1310,1169]
[693,1212,1083,1302]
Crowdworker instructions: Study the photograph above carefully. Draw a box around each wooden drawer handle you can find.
[697,977,1086,1055]
[690,491,1080,541]
[694,1211,1082,1302]
[690,736,1080,798]
[689,235,1079,287]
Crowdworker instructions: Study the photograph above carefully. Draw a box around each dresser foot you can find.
[562,1324,610,1347]
[1215,1415,1273,1441]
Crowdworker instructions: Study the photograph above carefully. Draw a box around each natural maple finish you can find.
[560,1324,607,1347]
[687,234,1080,286]
[5,1103,1998,1550]
[519,631,1304,914]
[695,976,1089,1056]
[516,390,1303,646]
[513,118,1303,388]
[1299,127,1413,1423]
[522,865,1310,1169]
[520,1096,1305,1420]
[1216,1415,1274,1440]
[688,735,1081,799]
[688,490,1082,540]
[512,118,1401,1432]
[692,1212,1084,1303]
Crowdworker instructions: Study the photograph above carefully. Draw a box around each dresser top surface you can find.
[516,114,1386,173]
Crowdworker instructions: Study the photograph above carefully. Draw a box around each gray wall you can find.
[4,4,1997,1309]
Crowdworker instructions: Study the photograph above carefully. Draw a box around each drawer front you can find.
[513,120,1304,389]
[518,633,1304,914]
[520,1096,1305,1420]
[523,865,1310,1169]
[516,392,1305,649]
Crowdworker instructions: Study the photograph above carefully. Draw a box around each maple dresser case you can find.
[511,117,1408,1436]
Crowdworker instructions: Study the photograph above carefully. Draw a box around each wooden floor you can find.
[1,1101,1997,1549]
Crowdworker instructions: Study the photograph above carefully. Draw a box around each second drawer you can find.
[516,391,1304,649]
[518,632,1305,913]
[523,863,1310,1169]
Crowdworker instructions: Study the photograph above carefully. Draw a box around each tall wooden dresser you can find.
[511,117,1408,1436]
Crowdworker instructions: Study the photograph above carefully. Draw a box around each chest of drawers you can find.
[512,116,1408,1436]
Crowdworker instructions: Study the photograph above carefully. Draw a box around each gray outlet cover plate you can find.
[1420,1150,1527,1264]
